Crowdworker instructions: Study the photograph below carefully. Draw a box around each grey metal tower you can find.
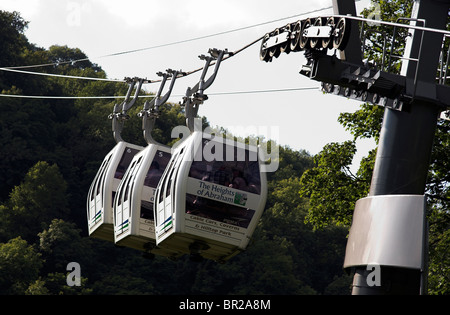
[259,0,450,294]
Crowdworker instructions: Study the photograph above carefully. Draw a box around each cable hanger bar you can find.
[140,69,182,145]
[108,77,148,143]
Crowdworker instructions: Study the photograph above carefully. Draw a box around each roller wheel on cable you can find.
[299,18,311,49]
[310,18,322,49]
[260,33,271,62]
[280,23,291,54]
[269,28,281,58]
[333,17,351,50]
[289,20,302,52]
[322,17,335,49]
[321,82,334,93]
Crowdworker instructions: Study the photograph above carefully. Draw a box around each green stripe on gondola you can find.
[163,220,172,229]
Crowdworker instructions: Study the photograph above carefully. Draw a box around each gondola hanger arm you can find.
[110,79,135,116]
[200,48,229,94]
[140,69,182,144]
[122,77,145,116]
[156,69,183,108]
[109,77,146,143]
[184,48,230,99]
[183,48,229,132]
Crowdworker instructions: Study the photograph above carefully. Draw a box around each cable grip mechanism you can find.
[139,69,182,144]
[182,48,230,131]
[109,77,145,143]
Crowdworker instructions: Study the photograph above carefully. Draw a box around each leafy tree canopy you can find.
[0,4,447,295]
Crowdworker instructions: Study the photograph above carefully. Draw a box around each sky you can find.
[0,0,375,171]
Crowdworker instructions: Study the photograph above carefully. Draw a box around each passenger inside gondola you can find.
[185,140,261,228]
[188,147,261,195]
[229,167,247,190]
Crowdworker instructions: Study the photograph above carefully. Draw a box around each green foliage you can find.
[260,176,350,293]
[1,161,69,242]
[0,7,447,295]
[0,98,58,199]
[0,10,29,89]
[0,237,42,294]
[338,103,384,143]
[428,210,450,295]
[300,141,372,229]
[360,0,414,72]
[38,219,92,274]
[426,123,450,294]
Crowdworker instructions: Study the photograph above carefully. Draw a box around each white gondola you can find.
[113,70,183,258]
[114,145,174,254]
[87,142,143,241]
[153,49,268,262]
[87,79,145,242]
[154,129,267,262]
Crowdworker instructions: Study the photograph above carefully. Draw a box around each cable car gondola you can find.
[153,49,268,262]
[155,130,267,262]
[114,144,173,255]
[113,70,184,259]
[87,79,145,242]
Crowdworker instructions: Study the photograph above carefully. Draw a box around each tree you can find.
[0,10,29,91]
[2,161,69,242]
[261,175,349,294]
[360,0,414,72]
[0,96,58,200]
[38,219,92,275]
[0,237,42,294]
[300,141,373,229]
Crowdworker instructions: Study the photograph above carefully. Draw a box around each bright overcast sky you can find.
[1,0,375,170]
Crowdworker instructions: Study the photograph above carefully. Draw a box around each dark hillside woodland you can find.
[0,10,350,295]
[0,6,447,295]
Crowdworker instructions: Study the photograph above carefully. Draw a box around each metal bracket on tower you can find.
[182,48,231,132]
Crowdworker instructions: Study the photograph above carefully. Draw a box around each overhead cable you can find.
[0,34,264,84]
[0,94,137,99]
[3,4,387,85]
[0,87,319,100]
[206,87,319,96]
[85,5,334,60]
[2,5,334,70]
[0,67,125,82]
[4,59,89,70]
